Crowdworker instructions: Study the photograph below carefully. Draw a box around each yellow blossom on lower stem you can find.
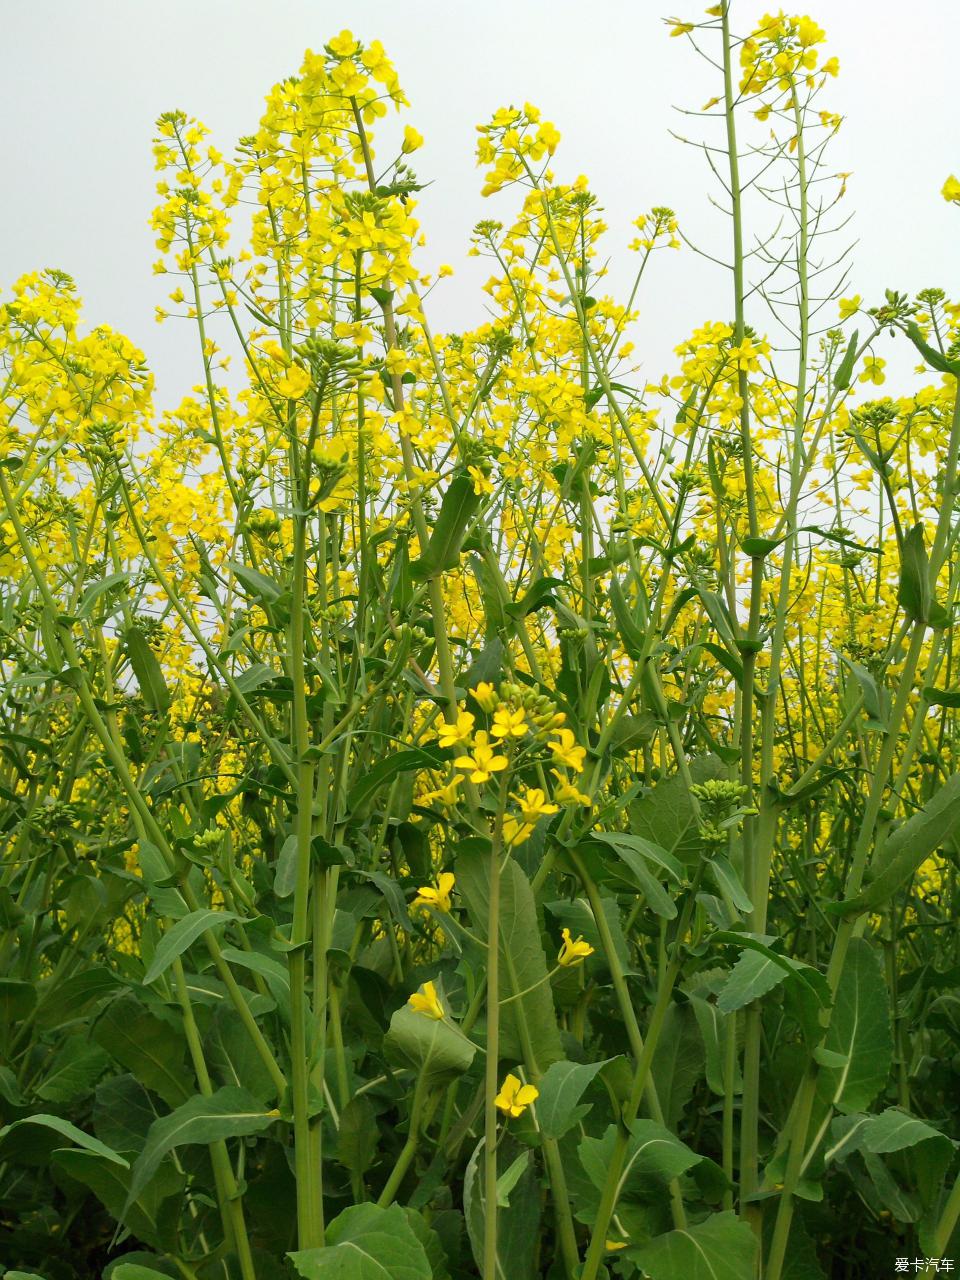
[551,769,591,807]
[420,775,464,808]
[549,727,586,772]
[513,786,559,825]
[558,927,595,967]
[491,705,527,739]
[436,710,475,749]
[942,174,960,204]
[454,730,508,783]
[413,871,455,913]
[503,815,536,847]
[495,1073,539,1117]
[408,981,444,1020]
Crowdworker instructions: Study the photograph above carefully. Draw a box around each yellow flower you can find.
[276,365,312,399]
[437,710,475,749]
[548,728,586,773]
[495,1073,539,1117]
[414,872,455,913]
[668,20,695,37]
[859,355,886,385]
[514,786,559,825]
[420,775,464,809]
[503,815,536,847]
[557,927,595,967]
[838,294,861,320]
[402,124,424,154]
[491,706,527,739]
[943,175,960,204]
[454,731,508,783]
[468,464,494,496]
[471,681,499,712]
[408,981,444,1020]
[551,769,591,807]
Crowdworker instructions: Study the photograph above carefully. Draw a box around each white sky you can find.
[2,1,957,411]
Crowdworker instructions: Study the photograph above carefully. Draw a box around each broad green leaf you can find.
[0,978,36,1021]
[717,947,791,1013]
[274,833,299,898]
[709,854,752,914]
[818,937,892,1114]
[227,560,282,604]
[93,993,192,1105]
[687,992,737,1096]
[0,1113,128,1167]
[535,1057,614,1139]
[383,1002,476,1086]
[458,845,563,1070]
[629,1210,758,1279]
[629,755,727,863]
[410,473,481,579]
[650,1002,705,1129]
[715,934,830,1014]
[54,1148,183,1250]
[289,1202,432,1279]
[127,1086,278,1208]
[347,747,447,816]
[831,773,960,915]
[123,627,171,714]
[35,1039,109,1102]
[827,1107,954,1208]
[94,1074,162,1152]
[111,1267,179,1280]
[142,908,238,984]
[904,320,960,375]
[337,1096,379,1177]
[463,1136,540,1280]
[35,965,121,1029]
[580,1120,700,1203]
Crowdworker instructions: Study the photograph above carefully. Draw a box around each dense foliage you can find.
[2,7,960,1279]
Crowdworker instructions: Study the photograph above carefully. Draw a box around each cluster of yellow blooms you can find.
[1,14,958,946]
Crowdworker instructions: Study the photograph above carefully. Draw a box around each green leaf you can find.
[410,474,481,579]
[123,627,170,715]
[817,937,892,1114]
[142,908,238,984]
[383,1002,476,1087]
[227,560,282,605]
[289,1203,432,1279]
[629,1210,759,1279]
[463,1136,540,1280]
[54,1149,183,1251]
[127,1086,278,1209]
[897,523,931,623]
[629,755,727,864]
[35,1039,109,1102]
[35,965,121,1029]
[337,1096,379,1177]
[717,947,794,1013]
[833,329,859,390]
[275,834,299,898]
[78,571,133,619]
[923,685,960,708]
[0,1113,128,1167]
[457,845,563,1070]
[741,535,784,557]
[840,655,887,731]
[111,1268,177,1280]
[582,832,679,919]
[580,1120,700,1203]
[650,1002,705,1129]
[709,854,753,914]
[535,1057,614,1139]
[903,321,960,376]
[715,933,830,1014]
[92,997,192,1107]
[347,747,447,817]
[830,772,960,915]
[608,574,646,658]
[0,978,36,1021]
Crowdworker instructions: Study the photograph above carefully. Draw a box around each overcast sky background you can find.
[2,1,957,411]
